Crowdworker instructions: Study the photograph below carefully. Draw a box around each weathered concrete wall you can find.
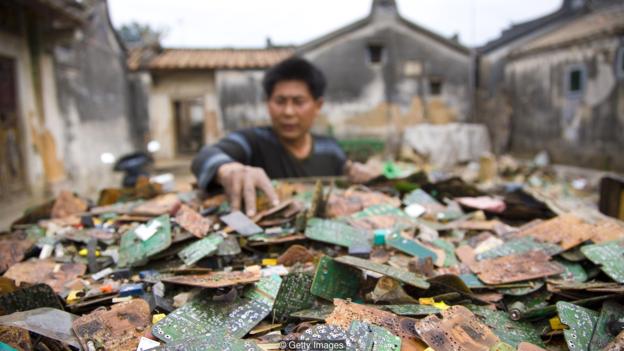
[52,0,136,194]
[0,28,48,196]
[302,20,472,139]
[505,37,624,171]
[148,70,217,159]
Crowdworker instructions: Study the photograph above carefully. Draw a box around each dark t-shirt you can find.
[191,126,347,190]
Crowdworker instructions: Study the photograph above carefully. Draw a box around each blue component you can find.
[139,269,159,279]
[119,283,144,297]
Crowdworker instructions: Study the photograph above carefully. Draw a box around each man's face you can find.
[267,80,323,142]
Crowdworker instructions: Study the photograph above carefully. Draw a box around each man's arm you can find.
[191,131,278,216]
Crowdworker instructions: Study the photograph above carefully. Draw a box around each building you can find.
[0,0,145,200]
[130,47,293,160]
[476,0,624,171]
[298,0,472,141]
[135,0,472,160]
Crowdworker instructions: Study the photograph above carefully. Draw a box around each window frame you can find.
[366,42,385,65]
[564,63,587,98]
[428,76,443,96]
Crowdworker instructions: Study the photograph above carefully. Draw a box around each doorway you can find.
[0,56,26,198]
[173,98,205,155]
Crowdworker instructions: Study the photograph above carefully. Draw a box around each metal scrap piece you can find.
[72,299,151,351]
[152,333,262,351]
[0,307,81,348]
[298,324,356,349]
[220,211,263,236]
[272,272,315,322]
[580,240,624,283]
[161,270,261,289]
[118,215,172,267]
[515,214,594,250]
[310,256,361,301]
[590,300,624,351]
[51,190,88,219]
[174,204,212,238]
[0,236,32,274]
[556,301,599,351]
[348,321,402,351]
[476,237,562,261]
[3,260,86,294]
[305,218,372,248]
[414,305,500,351]
[472,250,564,285]
[277,245,314,266]
[326,299,420,341]
[0,325,31,351]
[132,193,181,216]
[466,305,544,348]
[177,232,224,265]
[334,255,429,289]
[591,220,624,244]
[152,275,281,342]
[385,232,438,261]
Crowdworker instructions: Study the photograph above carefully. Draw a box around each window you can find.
[617,47,624,79]
[429,77,443,96]
[564,64,586,97]
[367,43,384,64]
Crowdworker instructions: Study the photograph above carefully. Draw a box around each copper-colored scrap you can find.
[326,190,401,218]
[591,220,624,243]
[0,325,31,350]
[3,260,86,294]
[326,299,420,341]
[51,190,88,219]
[454,245,478,271]
[0,235,33,274]
[161,270,261,288]
[175,204,212,238]
[247,234,306,247]
[473,292,504,303]
[72,299,150,351]
[515,214,594,250]
[473,251,563,285]
[277,245,314,266]
[132,193,181,216]
[415,305,499,351]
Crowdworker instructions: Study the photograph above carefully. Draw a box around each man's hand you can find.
[216,162,279,217]
[344,160,378,184]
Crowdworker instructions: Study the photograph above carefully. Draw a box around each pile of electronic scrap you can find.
[1,168,623,351]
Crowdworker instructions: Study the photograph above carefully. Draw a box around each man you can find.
[192,57,374,216]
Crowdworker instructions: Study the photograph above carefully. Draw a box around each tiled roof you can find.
[146,48,294,70]
[511,4,624,56]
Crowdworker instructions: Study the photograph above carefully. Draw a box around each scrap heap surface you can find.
[1,159,623,351]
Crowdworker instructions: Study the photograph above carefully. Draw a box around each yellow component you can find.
[66,290,81,304]
[419,297,450,310]
[262,258,278,266]
[549,316,565,330]
[152,313,166,324]
[424,348,435,351]
[93,218,102,225]
[78,248,101,257]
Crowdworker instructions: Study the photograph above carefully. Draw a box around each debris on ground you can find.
[1,158,623,351]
